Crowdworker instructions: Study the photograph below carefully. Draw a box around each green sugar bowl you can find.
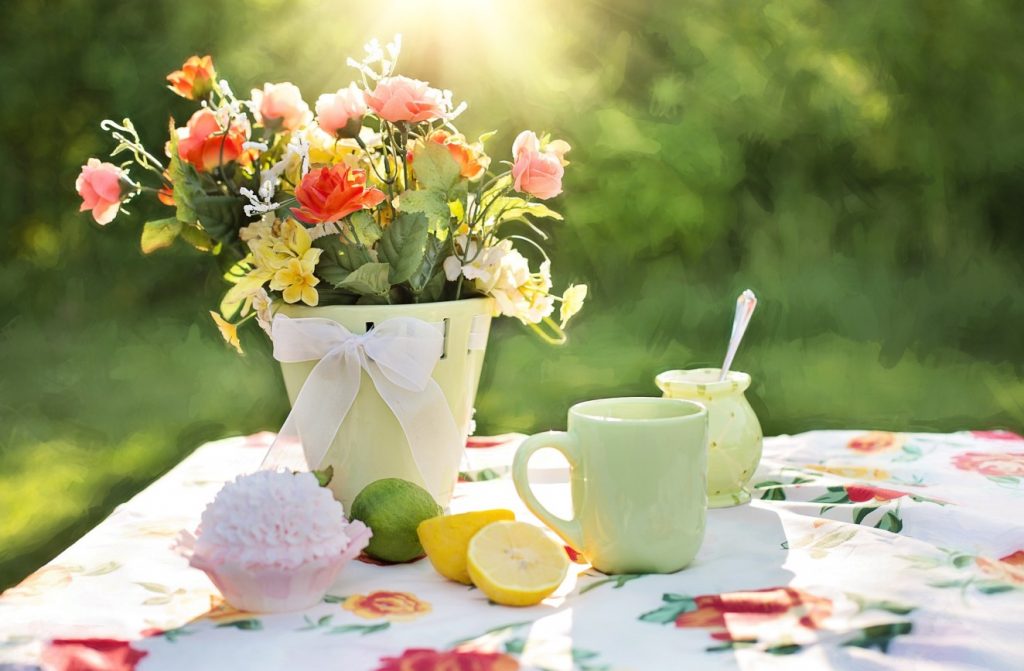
[655,368,763,507]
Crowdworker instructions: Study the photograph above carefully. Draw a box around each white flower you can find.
[250,288,274,335]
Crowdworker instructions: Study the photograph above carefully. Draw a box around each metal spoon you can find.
[719,290,757,381]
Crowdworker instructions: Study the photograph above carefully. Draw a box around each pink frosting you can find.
[191,470,367,571]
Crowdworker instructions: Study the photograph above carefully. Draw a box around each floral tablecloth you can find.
[2,429,1024,670]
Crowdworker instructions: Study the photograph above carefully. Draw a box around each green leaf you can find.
[179,224,217,252]
[345,211,383,247]
[418,269,447,302]
[975,580,1016,594]
[842,621,912,652]
[337,262,391,296]
[504,638,526,655]
[135,581,170,593]
[853,506,878,525]
[216,619,263,631]
[141,218,182,254]
[638,594,697,624]
[380,212,429,284]
[312,465,334,487]
[754,480,783,489]
[322,594,347,604]
[811,487,852,505]
[951,554,975,568]
[488,195,564,224]
[409,235,447,295]
[193,194,246,243]
[927,578,968,588]
[413,141,462,192]
[987,475,1020,486]
[399,189,451,233]
[875,510,903,534]
[167,121,198,225]
[327,623,390,636]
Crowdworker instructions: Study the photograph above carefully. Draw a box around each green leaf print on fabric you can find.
[578,573,645,595]
[327,623,390,635]
[842,622,913,653]
[875,511,904,534]
[638,594,698,624]
[215,619,262,631]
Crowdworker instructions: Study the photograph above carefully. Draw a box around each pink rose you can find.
[511,131,570,200]
[315,83,367,138]
[252,82,311,131]
[76,159,124,225]
[365,76,446,124]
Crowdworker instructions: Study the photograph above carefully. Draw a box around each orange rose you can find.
[343,591,431,621]
[176,109,250,173]
[414,130,489,181]
[975,551,1024,585]
[952,452,1024,477]
[374,648,518,671]
[675,587,833,642]
[166,55,216,100]
[291,164,386,224]
[846,431,903,454]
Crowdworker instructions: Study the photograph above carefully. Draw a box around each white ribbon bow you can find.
[261,314,462,501]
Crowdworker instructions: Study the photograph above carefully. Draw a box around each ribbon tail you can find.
[365,361,463,502]
[261,350,361,472]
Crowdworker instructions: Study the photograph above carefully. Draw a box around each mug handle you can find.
[512,431,584,551]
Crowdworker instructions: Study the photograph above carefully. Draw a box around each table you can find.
[2,429,1023,670]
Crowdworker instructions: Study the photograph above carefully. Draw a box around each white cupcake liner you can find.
[178,521,372,613]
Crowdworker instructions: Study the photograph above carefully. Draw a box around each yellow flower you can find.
[275,218,313,257]
[270,248,322,306]
[559,283,588,328]
[305,126,360,166]
[209,311,243,353]
[806,464,892,480]
[342,591,431,621]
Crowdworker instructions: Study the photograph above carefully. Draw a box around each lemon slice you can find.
[467,521,569,606]
[417,509,516,584]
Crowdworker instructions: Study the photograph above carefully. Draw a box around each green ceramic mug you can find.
[512,397,708,574]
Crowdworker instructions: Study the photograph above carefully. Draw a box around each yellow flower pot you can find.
[276,298,493,510]
[656,368,763,507]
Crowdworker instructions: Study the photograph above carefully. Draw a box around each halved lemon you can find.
[417,509,516,584]
[466,520,569,606]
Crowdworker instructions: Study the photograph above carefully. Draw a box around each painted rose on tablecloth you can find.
[674,587,833,643]
[975,550,1024,586]
[952,452,1024,477]
[843,485,907,503]
[374,648,519,671]
[846,432,904,454]
[343,591,431,621]
[41,638,147,671]
[970,430,1024,442]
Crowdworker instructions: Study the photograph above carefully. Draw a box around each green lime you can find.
[350,478,443,563]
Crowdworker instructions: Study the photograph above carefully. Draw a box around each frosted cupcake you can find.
[179,470,372,612]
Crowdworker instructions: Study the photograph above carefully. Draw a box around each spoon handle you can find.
[719,290,757,381]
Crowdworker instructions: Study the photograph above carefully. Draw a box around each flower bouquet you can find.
[76,36,586,348]
[76,36,587,506]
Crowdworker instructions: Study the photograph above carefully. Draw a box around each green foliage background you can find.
[1,0,1022,589]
